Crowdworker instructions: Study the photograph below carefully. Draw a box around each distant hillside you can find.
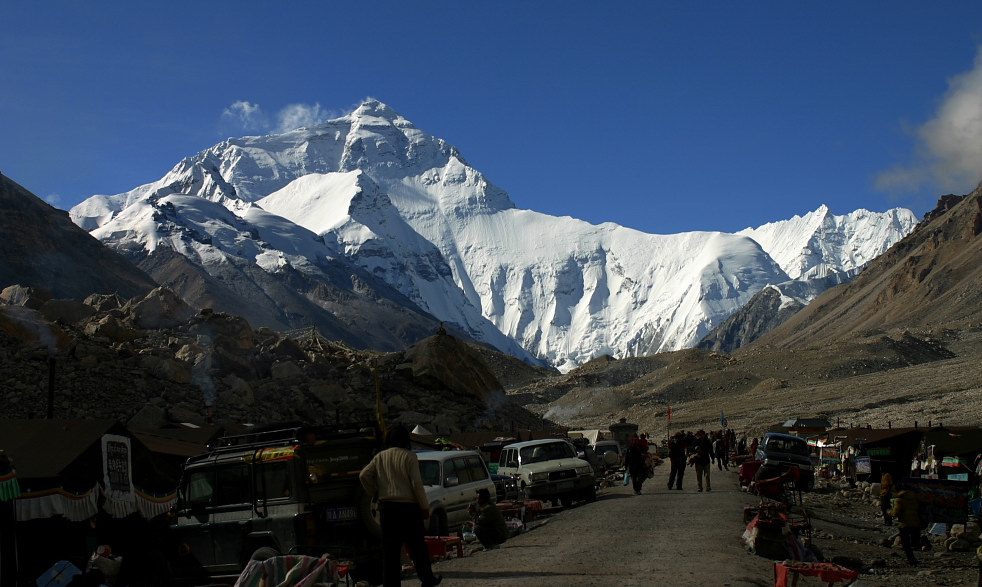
[0,173,156,299]
[756,190,982,348]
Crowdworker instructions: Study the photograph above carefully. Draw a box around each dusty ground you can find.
[412,468,774,587]
[403,469,979,587]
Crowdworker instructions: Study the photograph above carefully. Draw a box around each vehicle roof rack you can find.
[208,420,382,453]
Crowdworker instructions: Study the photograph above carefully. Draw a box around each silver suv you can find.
[416,450,495,535]
[497,439,596,506]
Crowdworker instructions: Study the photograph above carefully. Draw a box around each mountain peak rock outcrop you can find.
[69,102,916,369]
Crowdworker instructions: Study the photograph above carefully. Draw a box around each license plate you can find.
[556,480,574,491]
[323,507,358,522]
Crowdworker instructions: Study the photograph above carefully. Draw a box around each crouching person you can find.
[474,488,509,550]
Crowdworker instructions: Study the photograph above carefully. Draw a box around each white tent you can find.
[412,424,433,436]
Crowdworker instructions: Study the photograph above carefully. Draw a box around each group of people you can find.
[667,428,739,492]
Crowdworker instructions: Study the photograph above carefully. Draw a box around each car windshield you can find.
[520,442,575,464]
[764,437,810,456]
[418,460,441,486]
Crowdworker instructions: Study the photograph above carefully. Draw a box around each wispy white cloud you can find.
[221,100,268,132]
[275,103,330,132]
[877,47,982,194]
[44,193,62,206]
[220,100,333,134]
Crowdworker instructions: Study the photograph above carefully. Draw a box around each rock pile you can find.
[0,285,554,433]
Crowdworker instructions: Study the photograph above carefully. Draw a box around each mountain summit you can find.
[70,100,915,369]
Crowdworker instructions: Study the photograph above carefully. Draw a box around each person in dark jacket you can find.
[667,431,687,490]
[890,484,921,566]
[691,429,714,492]
[473,488,508,550]
[625,438,648,495]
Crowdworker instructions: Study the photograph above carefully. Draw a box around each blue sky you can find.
[3,2,982,234]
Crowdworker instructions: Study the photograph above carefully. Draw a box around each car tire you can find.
[249,546,279,562]
[428,509,448,536]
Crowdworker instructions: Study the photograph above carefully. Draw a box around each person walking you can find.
[713,433,727,471]
[359,425,442,587]
[667,431,687,490]
[692,429,714,492]
[625,437,648,495]
[880,469,894,525]
[890,483,922,566]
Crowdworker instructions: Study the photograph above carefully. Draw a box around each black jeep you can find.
[169,423,383,585]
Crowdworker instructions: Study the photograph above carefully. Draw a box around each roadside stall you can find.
[0,419,178,584]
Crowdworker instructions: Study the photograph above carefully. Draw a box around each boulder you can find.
[947,537,974,552]
[222,374,254,406]
[142,356,192,384]
[401,334,504,403]
[950,524,965,538]
[191,312,255,353]
[306,382,347,406]
[271,337,308,362]
[83,293,125,312]
[869,482,881,496]
[84,315,139,342]
[0,285,50,309]
[125,287,194,330]
[40,299,95,325]
[270,360,303,380]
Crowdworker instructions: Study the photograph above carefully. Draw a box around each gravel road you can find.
[407,468,775,587]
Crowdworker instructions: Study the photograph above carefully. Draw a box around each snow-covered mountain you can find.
[70,99,915,370]
[738,205,918,280]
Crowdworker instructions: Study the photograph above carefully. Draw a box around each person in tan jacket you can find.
[360,425,441,587]
[890,485,921,566]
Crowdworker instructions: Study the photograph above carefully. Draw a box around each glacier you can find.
[70,99,916,370]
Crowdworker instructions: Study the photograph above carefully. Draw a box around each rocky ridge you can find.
[0,286,554,433]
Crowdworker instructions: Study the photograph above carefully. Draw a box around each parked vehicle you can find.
[750,432,815,491]
[169,423,383,585]
[416,450,495,535]
[497,439,596,506]
[592,440,622,468]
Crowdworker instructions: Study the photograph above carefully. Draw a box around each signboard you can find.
[904,478,969,525]
[101,434,135,517]
[102,435,132,494]
[854,456,871,475]
[866,447,891,457]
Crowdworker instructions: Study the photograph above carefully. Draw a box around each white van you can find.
[416,450,495,535]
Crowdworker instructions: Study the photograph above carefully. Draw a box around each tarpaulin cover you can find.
[233,554,336,587]
[34,560,81,587]
[773,561,858,587]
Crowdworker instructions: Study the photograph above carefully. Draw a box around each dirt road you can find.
[410,468,774,587]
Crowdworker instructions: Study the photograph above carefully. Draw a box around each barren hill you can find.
[0,173,156,299]
[506,190,982,437]
[758,190,982,347]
